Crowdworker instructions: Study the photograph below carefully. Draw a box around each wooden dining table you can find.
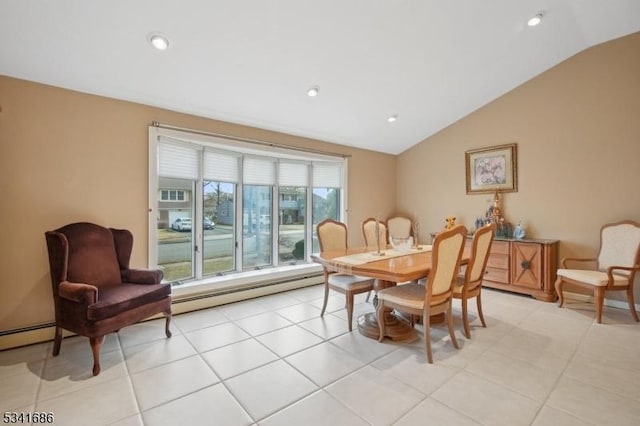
[311,245,470,341]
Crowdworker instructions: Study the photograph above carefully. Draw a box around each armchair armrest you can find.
[59,281,98,304]
[560,257,597,268]
[606,265,640,281]
[121,268,163,284]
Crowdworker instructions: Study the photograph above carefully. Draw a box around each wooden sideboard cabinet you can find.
[466,237,559,302]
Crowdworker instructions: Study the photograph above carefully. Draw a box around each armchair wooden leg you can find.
[555,277,565,308]
[320,282,330,317]
[164,311,173,338]
[90,336,104,376]
[53,326,62,356]
[461,297,471,339]
[477,291,487,328]
[626,286,639,322]
[594,287,605,324]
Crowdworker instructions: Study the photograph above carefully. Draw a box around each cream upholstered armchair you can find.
[555,220,640,323]
[376,225,467,363]
[317,219,375,331]
[453,223,495,338]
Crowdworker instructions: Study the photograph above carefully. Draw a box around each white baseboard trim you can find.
[0,275,323,351]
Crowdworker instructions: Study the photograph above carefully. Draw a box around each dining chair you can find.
[387,216,413,240]
[453,223,495,338]
[555,220,640,323]
[317,219,375,331]
[362,217,388,251]
[376,224,467,363]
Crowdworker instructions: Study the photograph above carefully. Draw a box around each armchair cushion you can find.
[87,282,171,321]
[557,269,629,287]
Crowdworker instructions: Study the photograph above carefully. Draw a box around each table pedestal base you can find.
[357,312,418,342]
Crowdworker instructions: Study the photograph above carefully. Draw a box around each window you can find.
[149,126,346,289]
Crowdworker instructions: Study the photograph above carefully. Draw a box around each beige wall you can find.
[397,32,640,299]
[0,78,395,332]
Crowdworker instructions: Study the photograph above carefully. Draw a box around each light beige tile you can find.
[0,369,40,412]
[217,299,269,320]
[49,334,120,358]
[39,349,128,400]
[130,355,219,411]
[117,319,175,349]
[465,349,561,401]
[431,371,540,426]
[123,335,196,373]
[35,376,138,426]
[308,294,347,313]
[325,365,425,426]
[256,325,323,357]
[260,390,368,426]
[143,383,253,426]
[201,339,278,380]
[286,285,325,302]
[564,353,640,401]
[172,307,228,333]
[285,341,364,387]
[254,293,301,310]
[184,321,251,353]
[328,331,398,364]
[234,311,293,336]
[298,314,351,339]
[372,347,460,395]
[547,376,640,425]
[275,303,322,323]
[395,397,481,426]
[109,414,144,426]
[531,405,595,426]
[577,323,640,372]
[225,360,317,421]
[0,342,48,380]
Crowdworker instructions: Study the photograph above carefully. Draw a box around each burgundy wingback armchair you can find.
[45,222,172,375]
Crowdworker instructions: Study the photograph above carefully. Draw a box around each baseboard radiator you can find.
[0,273,324,351]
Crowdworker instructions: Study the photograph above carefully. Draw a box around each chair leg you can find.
[461,297,471,339]
[376,300,386,342]
[476,291,487,328]
[555,277,565,308]
[447,306,459,350]
[423,308,433,364]
[164,311,173,338]
[52,326,62,356]
[320,283,330,317]
[627,286,639,322]
[365,290,371,303]
[90,336,104,376]
[346,293,355,332]
[594,287,605,324]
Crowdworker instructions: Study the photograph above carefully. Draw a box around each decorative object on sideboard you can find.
[514,220,526,239]
[445,216,457,230]
[465,143,518,194]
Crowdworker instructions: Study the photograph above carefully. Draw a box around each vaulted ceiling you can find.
[2,1,639,154]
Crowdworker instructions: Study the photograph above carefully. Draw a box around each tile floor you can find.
[2,285,640,425]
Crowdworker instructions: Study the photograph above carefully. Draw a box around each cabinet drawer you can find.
[484,266,509,283]
[487,253,509,269]
[491,240,510,255]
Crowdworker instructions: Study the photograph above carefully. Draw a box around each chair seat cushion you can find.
[378,283,425,310]
[557,269,629,287]
[328,274,374,291]
[87,282,171,321]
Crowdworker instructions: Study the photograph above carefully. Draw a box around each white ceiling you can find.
[2,1,640,155]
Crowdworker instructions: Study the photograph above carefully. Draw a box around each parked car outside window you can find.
[204,218,215,230]
[171,217,192,231]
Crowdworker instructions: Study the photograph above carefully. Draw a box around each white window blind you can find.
[243,156,276,185]
[158,140,199,179]
[312,162,342,188]
[278,161,309,186]
[203,149,240,183]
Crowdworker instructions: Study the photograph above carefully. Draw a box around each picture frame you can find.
[465,143,517,194]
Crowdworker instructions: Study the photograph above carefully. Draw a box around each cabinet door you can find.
[511,242,542,289]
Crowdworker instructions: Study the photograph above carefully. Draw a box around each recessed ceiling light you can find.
[149,33,170,50]
[527,13,544,27]
[307,86,319,97]
[387,114,398,123]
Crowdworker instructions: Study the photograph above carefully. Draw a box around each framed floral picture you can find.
[465,143,517,194]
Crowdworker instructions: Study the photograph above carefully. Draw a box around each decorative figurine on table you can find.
[514,220,526,240]
[445,216,456,230]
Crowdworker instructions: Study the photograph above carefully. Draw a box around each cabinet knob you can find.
[521,260,530,270]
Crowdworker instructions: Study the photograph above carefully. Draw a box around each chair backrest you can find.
[45,222,123,288]
[317,219,348,252]
[387,216,412,239]
[465,223,496,285]
[362,218,387,249]
[429,224,467,298]
[597,220,640,275]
